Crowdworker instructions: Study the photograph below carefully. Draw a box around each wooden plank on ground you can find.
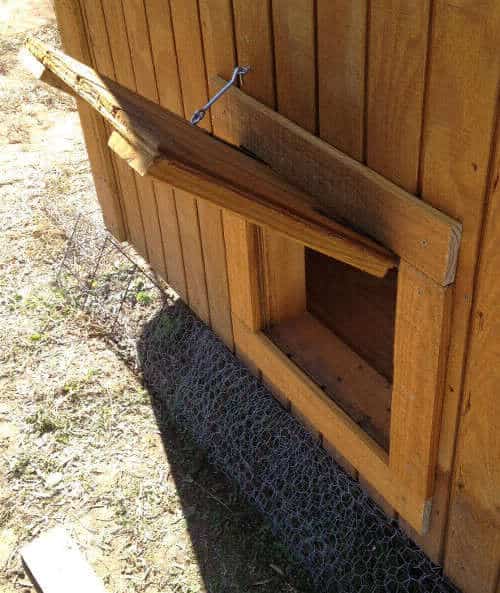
[26,39,397,279]
[52,0,126,242]
[215,81,462,286]
[21,527,106,593]
[366,0,431,192]
[317,0,367,160]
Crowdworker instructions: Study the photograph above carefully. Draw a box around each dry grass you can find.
[0,2,311,592]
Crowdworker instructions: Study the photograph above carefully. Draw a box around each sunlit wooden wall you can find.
[53,2,500,592]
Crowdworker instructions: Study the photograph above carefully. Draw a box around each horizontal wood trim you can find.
[233,316,430,532]
[26,38,397,278]
[214,78,462,286]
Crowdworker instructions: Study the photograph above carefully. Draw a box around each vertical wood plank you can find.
[366,0,431,192]
[316,0,369,492]
[443,94,500,593]
[364,0,431,526]
[52,0,127,241]
[145,0,187,299]
[120,0,168,280]
[169,0,233,343]
[79,0,148,258]
[409,0,500,562]
[317,0,367,160]
[100,0,164,267]
[390,262,452,503]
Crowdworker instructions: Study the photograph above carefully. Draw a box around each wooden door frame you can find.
[225,220,452,534]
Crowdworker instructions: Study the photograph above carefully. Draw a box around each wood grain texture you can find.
[272,0,316,133]
[390,262,452,503]
[52,0,126,242]
[317,0,367,160]
[169,0,232,342]
[409,0,500,562]
[233,316,429,532]
[366,0,431,192]
[217,82,461,286]
[121,0,168,279]
[145,0,187,299]
[99,0,157,264]
[268,312,392,450]
[443,84,500,593]
[29,38,399,277]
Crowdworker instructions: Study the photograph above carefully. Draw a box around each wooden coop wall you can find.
[53,2,500,592]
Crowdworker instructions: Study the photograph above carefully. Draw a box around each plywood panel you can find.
[317,0,367,160]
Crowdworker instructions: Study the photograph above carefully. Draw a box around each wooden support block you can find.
[20,527,106,593]
[25,38,397,279]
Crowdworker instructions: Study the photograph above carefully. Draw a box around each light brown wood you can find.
[169,0,233,346]
[232,316,428,532]
[390,262,452,501]
[222,212,262,332]
[21,527,106,593]
[317,0,367,160]
[273,0,316,133]
[26,39,396,279]
[443,84,500,593]
[120,0,169,280]
[215,81,462,286]
[410,0,500,562]
[267,312,392,450]
[143,0,187,300]
[80,0,147,253]
[52,0,126,242]
[366,0,430,192]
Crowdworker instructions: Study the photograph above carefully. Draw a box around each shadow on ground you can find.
[137,301,314,593]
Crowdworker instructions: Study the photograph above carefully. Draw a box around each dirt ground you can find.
[0,2,311,592]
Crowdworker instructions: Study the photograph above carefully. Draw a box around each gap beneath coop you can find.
[266,248,398,451]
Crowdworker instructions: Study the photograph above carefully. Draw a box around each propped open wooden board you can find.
[25,38,397,279]
[213,77,462,286]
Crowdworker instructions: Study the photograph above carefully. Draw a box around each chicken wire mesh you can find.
[54,211,461,593]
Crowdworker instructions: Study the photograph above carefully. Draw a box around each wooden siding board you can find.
[52,0,126,242]
[169,0,232,342]
[317,0,367,160]
[366,0,431,192]
[409,0,500,562]
[443,81,500,593]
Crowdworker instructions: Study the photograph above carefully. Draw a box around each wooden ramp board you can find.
[20,527,106,593]
[25,37,397,279]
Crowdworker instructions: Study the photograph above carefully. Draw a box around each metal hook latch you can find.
[190,65,250,125]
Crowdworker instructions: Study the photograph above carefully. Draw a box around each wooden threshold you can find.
[267,312,392,450]
[25,38,396,279]
[215,77,462,286]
